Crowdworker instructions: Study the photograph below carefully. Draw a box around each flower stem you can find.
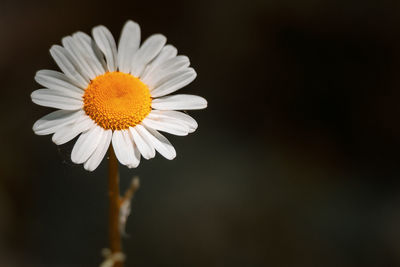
[108,146,123,267]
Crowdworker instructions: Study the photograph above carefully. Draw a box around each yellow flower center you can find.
[83,72,152,130]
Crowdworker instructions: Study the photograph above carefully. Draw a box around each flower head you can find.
[31,20,207,171]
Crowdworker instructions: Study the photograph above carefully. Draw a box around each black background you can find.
[1,0,400,266]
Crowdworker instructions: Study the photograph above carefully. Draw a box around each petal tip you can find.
[83,163,96,172]
[199,97,208,109]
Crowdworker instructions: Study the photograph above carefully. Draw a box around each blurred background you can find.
[1,0,400,266]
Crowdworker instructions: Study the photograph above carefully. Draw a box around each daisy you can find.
[31,20,207,171]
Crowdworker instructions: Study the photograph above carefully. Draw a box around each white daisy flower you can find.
[31,20,207,171]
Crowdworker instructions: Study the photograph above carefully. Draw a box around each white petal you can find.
[132,124,156,156]
[84,129,112,171]
[111,131,127,165]
[152,94,207,110]
[35,70,84,94]
[129,126,155,159]
[141,45,178,79]
[33,110,85,135]
[142,56,190,87]
[72,32,107,71]
[112,130,140,168]
[141,117,189,136]
[62,36,95,80]
[31,89,83,110]
[137,125,176,160]
[92,26,118,72]
[72,32,106,77]
[71,125,104,164]
[148,110,198,133]
[152,45,177,64]
[117,20,141,73]
[129,142,141,169]
[32,87,82,100]
[75,31,91,43]
[52,116,95,145]
[123,130,141,168]
[150,68,197,98]
[131,34,166,77]
[49,45,89,88]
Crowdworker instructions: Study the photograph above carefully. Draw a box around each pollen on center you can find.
[83,72,152,130]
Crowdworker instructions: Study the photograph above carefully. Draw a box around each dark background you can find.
[1,0,400,266]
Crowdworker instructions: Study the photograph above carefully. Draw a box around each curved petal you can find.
[111,131,127,165]
[129,126,155,159]
[129,142,141,169]
[31,89,83,110]
[33,110,85,135]
[137,125,176,160]
[140,45,178,80]
[151,94,207,110]
[150,68,196,98]
[92,25,118,72]
[72,32,106,77]
[72,32,107,71]
[118,20,141,73]
[112,130,140,168]
[52,115,95,145]
[141,117,189,136]
[142,56,190,87]
[147,110,198,133]
[132,124,156,157]
[49,45,88,88]
[71,125,104,164]
[35,70,83,94]
[84,129,112,171]
[131,34,166,77]
[62,36,95,80]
